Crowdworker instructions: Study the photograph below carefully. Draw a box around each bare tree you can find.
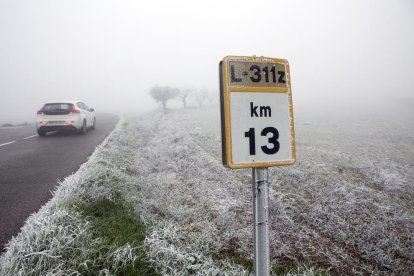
[149,86,178,113]
[179,88,192,108]
[194,89,208,108]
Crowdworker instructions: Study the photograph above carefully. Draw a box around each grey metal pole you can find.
[252,167,270,276]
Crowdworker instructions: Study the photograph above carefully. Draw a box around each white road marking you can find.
[0,141,16,147]
[0,126,23,130]
[23,135,38,140]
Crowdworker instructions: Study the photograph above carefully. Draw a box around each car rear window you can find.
[42,103,73,115]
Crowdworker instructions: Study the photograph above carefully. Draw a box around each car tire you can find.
[37,129,47,137]
[79,120,87,135]
[91,117,96,130]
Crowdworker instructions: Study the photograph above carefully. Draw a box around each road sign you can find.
[220,56,296,169]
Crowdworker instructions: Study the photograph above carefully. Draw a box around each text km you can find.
[250,102,271,117]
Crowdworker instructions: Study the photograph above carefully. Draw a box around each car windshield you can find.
[43,103,73,115]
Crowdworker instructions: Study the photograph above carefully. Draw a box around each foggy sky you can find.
[1,0,413,124]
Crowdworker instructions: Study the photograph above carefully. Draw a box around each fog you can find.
[1,0,413,124]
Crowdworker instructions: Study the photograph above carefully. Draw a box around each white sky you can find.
[0,0,413,123]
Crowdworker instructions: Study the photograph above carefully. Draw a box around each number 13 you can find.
[244,127,280,155]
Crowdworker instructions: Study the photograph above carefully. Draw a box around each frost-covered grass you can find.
[1,106,413,275]
[125,106,413,275]
[0,119,157,275]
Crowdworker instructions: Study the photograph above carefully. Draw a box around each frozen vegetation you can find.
[1,105,413,275]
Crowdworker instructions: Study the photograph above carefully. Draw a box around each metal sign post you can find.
[219,56,296,276]
[253,167,270,276]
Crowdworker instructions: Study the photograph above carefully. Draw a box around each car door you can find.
[81,102,93,127]
[76,102,88,126]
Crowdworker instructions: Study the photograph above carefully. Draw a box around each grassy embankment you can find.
[0,119,158,275]
[2,105,413,275]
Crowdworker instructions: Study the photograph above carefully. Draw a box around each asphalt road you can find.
[0,113,119,251]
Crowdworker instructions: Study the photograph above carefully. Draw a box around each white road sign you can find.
[220,56,296,169]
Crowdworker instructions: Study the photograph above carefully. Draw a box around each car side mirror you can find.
[89,108,94,112]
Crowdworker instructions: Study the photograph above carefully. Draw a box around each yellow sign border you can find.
[221,55,296,169]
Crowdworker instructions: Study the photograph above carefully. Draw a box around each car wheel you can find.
[79,120,87,135]
[92,117,96,130]
[37,129,47,137]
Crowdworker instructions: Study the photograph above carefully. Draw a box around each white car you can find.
[36,101,96,136]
